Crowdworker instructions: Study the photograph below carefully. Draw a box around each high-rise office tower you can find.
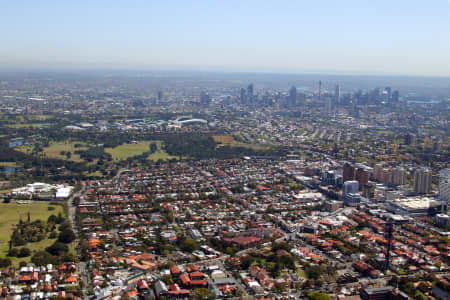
[414,167,432,194]
[392,90,400,103]
[326,97,332,115]
[240,88,246,104]
[343,181,359,195]
[384,86,392,102]
[355,168,369,191]
[247,83,254,97]
[334,84,340,114]
[343,162,355,182]
[289,86,297,107]
[200,91,211,106]
[318,80,322,100]
[335,84,340,102]
[440,169,450,202]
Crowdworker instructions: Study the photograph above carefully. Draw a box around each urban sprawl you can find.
[0,72,449,300]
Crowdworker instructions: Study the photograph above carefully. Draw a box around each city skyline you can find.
[2,1,450,76]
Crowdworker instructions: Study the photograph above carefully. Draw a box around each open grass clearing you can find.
[216,141,270,151]
[4,123,52,129]
[0,202,68,266]
[106,141,159,161]
[0,162,22,167]
[147,151,181,162]
[43,141,88,162]
[212,135,236,144]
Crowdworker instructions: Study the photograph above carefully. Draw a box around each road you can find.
[67,181,85,238]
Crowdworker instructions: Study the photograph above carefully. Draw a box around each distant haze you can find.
[1,1,450,77]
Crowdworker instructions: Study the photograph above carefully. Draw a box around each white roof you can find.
[56,187,73,198]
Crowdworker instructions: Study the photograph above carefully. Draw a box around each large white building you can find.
[11,182,73,200]
[440,169,450,203]
[387,197,443,216]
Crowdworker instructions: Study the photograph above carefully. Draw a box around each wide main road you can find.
[67,182,85,238]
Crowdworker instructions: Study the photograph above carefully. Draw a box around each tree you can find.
[305,265,323,280]
[7,248,19,257]
[180,238,198,252]
[0,258,11,268]
[48,214,58,224]
[192,288,210,300]
[46,241,68,256]
[58,228,76,243]
[18,247,31,257]
[306,292,332,300]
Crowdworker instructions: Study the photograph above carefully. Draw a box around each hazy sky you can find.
[2,1,450,76]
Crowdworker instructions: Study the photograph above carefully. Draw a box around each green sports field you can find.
[0,202,65,266]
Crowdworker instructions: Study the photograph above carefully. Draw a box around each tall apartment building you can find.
[414,167,432,194]
[391,166,406,186]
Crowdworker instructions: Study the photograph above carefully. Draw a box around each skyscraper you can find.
[240,88,246,104]
[334,84,340,114]
[288,86,297,107]
[247,83,254,97]
[440,169,450,203]
[391,166,406,186]
[343,162,355,182]
[414,167,432,194]
[384,86,392,103]
[200,91,211,106]
[318,80,322,101]
[392,90,400,103]
[343,180,359,195]
[355,168,369,191]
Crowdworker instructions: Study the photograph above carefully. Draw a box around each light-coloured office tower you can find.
[343,180,359,195]
[414,167,432,194]
[440,169,450,202]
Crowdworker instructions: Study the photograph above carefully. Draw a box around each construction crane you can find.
[384,216,408,271]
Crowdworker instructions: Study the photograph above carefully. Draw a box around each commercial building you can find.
[355,168,369,190]
[360,286,393,300]
[435,214,450,228]
[440,169,450,202]
[387,197,444,216]
[343,181,359,195]
[344,193,361,207]
[343,162,355,182]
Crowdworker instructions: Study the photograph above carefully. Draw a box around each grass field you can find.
[83,171,103,177]
[212,135,236,144]
[377,130,394,135]
[212,135,268,151]
[43,141,87,162]
[216,141,269,151]
[15,145,33,155]
[29,115,54,121]
[296,268,307,278]
[4,123,52,128]
[147,151,180,162]
[106,141,155,160]
[0,162,21,167]
[0,202,65,266]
